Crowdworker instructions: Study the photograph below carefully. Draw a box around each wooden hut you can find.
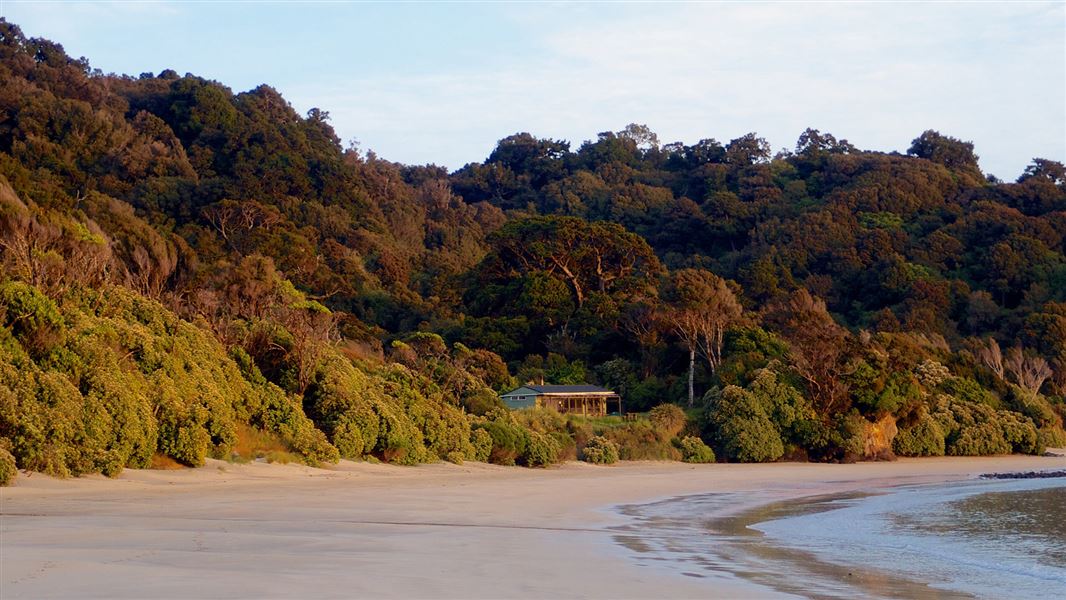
[499,385,621,417]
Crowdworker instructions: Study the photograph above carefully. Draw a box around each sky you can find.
[2,0,1064,179]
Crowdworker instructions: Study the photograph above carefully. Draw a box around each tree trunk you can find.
[688,346,695,407]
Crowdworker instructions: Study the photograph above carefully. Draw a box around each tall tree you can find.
[764,289,849,414]
[661,269,744,406]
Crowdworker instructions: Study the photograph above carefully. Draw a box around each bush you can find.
[1038,426,1066,449]
[648,403,687,439]
[705,385,784,463]
[581,435,619,465]
[0,446,16,486]
[677,436,715,463]
[470,428,492,462]
[893,412,946,457]
[521,431,561,467]
[603,420,681,460]
[473,410,530,466]
[930,395,1041,456]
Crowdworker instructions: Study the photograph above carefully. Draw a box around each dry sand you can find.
[2,453,1065,599]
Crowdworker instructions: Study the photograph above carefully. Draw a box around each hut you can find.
[499,384,621,417]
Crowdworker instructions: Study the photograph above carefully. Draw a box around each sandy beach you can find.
[2,453,1065,599]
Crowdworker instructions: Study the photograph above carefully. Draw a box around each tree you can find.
[764,289,849,415]
[1004,346,1053,394]
[725,133,771,166]
[477,215,662,317]
[1018,158,1066,186]
[795,128,855,157]
[907,130,981,174]
[661,269,744,406]
[620,295,664,377]
[976,337,1006,380]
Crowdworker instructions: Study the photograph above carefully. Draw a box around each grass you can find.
[149,453,185,470]
[226,424,301,464]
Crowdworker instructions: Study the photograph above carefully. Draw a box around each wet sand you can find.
[2,453,1064,599]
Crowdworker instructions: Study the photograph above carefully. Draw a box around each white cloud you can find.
[7,1,1062,177]
[281,2,1063,178]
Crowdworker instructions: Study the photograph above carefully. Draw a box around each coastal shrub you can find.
[387,365,474,462]
[515,406,568,434]
[461,387,504,416]
[648,403,687,439]
[250,381,338,466]
[1005,386,1059,430]
[704,385,784,463]
[939,377,1000,408]
[893,411,946,457]
[0,446,16,485]
[0,281,65,358]
[602,420,681,461]
[470,428,493,462]
[473,408,530,466]
[581,435,619,465]
[520,431,561,467]
[1038,426,1066,450]
[830,413,869,462]
[930,395,1040,456]
[304,353,434,464]
[566,419,594,448]
[998,412,1041,455]
[849,361,918,415]
[745,368,821,449]
[446,450,464,465]
[0,281,341,476]
[677,436,715,463]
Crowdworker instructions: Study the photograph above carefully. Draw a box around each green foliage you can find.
[831,412,868,461]
[472,408,529,466]
[1,23,1063,475]
[648,403,687,439]
[0,445,15,485]
[893,411,946,457]
[470,428,493,462]
[930,395,1041,456]
[522,431,561,467]
[0,281,65,357]
[676,436,716,463]
[939,376,1000,408]
[581,435,619,465]
[705,385,784,463]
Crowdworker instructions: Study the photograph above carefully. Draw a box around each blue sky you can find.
[3,1,1064,179]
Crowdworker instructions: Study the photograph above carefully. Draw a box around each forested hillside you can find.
[1,20,1064,483]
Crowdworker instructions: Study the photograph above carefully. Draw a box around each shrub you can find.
[1038,426,1066,449]
[893,412,946,457]
[705,385,784,463]
[930,395,1040,456]
[0,281,65,358]
[470,428,492,462]
[648,403,687,439]
[581,435,619,465]
[0,446,16,486]
[473,410,531,466]
[603,420,681,460]
[515,406,567,434]
[521,431,561,467]
[677,436,715,463]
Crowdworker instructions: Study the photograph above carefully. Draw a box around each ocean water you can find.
[751,478,1066,599]
[613,477,1066,599]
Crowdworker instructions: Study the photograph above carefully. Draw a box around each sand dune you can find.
[3,453,1064,599]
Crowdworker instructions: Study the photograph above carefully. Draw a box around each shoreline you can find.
[3,454,1065,599]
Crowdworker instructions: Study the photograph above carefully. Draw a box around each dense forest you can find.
[2,20,1064,484]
